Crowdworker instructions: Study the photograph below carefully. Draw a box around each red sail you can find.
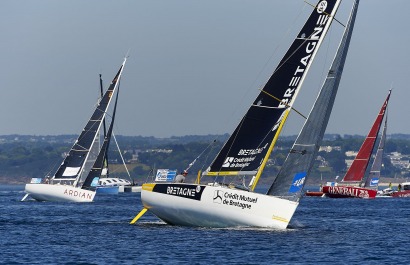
[342,91,391,182]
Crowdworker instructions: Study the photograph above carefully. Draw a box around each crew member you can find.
[175,170,188,183]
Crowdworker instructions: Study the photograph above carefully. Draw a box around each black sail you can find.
[52,60,126,183]
[267,0,360,199]
[205,0,341,176]
[82,87,119,189]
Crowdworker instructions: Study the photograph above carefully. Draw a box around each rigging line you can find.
[258,89,307,119]
[125,49,131,59]
[304,0,345,27]
[253,17,329,109]
[320,21,332,88]
[217,3,307,148]
[76,82,120,147]
[209,1,333,177]
[185,139,217,172]
[74,93,118,149]
[247,2,307,97]
[213,117,246,175]
[200,143,217,172]
[112,132,131,178]
[271,0,344,79]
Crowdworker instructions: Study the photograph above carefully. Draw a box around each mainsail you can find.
[267,0,360,200]
[364,110,388,188]
[52,58,126,186]
[341,90,391,183]
[204,0,341,177]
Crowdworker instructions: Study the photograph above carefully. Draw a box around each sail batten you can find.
[268,0,360,200]
[82,84,120,189]
[52,58,126,184]
[204,0,341,177]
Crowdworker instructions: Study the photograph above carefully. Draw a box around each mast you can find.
[341,90,391,183]
[52,58,127,186]
[250,109,290,191]
[100,73,107,138]
[99,73,109,177]
[204,0,342,178]
[267,0,360,199]
[82,86,119,189]
[364,107,388,188]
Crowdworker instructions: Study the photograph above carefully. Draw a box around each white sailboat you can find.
[132,0,358,228]
[22,58,127,202]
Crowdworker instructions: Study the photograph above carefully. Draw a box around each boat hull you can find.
[305,191,324,197]
[141,183,299,229]
[391,191,410,198]
[25,184,96,202]
[322,185,377,199]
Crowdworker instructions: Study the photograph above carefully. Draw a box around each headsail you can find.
[204,0,341,177]
[52,58,126,185]
[82,86,119,189]
[364,109,388,188]
[341,90,391,183]
[267,0,360,200]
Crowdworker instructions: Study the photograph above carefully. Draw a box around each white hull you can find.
[24,184,96,202]
[141,183,298,229]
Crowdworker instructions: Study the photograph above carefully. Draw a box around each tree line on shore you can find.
[1,133,409,184]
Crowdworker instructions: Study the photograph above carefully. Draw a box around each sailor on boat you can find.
[175,170,187,183]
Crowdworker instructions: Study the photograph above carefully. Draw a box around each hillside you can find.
[1,133,410,185]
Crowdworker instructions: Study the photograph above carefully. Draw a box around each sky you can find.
[1,0,409,138]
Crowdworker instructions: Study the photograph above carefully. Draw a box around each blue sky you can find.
[1,0,408,137]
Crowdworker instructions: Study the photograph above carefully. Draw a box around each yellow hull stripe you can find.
[205,171,240,176]
[142,183,156,192]
[272,215,289,223]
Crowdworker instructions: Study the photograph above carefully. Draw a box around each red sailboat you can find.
[322,90,391,199]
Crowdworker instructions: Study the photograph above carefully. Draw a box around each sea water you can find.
[0,185,409,264]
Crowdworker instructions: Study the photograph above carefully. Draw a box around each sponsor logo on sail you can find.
[317,1,328,13]
[370,178,379,186]
[222,156,257,168]
[278,1,330,109]
[288,172,306,193]
[222,143,269,168]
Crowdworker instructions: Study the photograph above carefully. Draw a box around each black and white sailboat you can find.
[132,0,356,228]
[90,74,140,194]
[22,58,127,202]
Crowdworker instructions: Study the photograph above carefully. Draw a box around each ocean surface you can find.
[1,185,409,265]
